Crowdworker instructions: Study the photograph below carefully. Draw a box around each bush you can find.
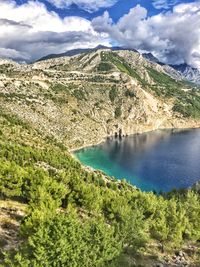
[125,89,135,98]
[109,87,118,102]
[73,89,86,101]
[115,106,122,118]
[97,62,113,72]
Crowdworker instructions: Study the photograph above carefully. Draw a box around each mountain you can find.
[142,53,200,85]
[1,48,199,149]
[37,45,138,62]
[37,45,114,61]
[0,48,200,266]
[38,48,200,86]
[142,52,161,64]
[38,47,96,61]
[170,63,200,85]
[142,53,184,81]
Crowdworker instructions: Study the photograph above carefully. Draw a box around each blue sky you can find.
[0,0,200,67]
[15,0,196,20]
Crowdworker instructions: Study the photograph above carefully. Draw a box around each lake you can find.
[74,128,200,192]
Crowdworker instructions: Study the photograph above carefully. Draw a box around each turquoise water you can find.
[74,129,200,192]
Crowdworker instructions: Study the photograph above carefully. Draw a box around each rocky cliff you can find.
[171,63,200,85]
[0,49,199,150]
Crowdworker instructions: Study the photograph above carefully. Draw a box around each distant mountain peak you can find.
[94,45,111,50]
[142,53,161,64]
[142,53,200,85]
[170,63,200,85]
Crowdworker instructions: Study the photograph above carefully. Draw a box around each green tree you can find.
[0,161,26,198]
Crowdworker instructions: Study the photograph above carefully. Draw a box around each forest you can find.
[0,111,200,266]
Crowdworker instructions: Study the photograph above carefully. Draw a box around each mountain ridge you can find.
[37,46,200,85]
[170,63,200,85]
[37,45,137,62]
[143,52,200,85]
[0,48,199,150]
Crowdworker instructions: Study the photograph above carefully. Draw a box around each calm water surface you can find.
[74,129,200,192]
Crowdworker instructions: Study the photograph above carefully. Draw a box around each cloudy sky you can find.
[0,0,199,67]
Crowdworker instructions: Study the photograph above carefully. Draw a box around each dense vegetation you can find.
[97,62,113,72]
[0,110,200,267]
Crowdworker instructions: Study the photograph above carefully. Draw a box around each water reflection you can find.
[75,129,200,192]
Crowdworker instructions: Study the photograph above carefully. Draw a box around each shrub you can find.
[109,87,118,102]
[115,106,122,118]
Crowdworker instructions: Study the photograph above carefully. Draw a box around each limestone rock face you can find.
[0,49,199,150]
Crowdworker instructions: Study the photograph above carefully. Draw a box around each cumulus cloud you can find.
[92,2,200,68]
[45,0,118,12]
[0,0,109,62]
[1,0,200,67]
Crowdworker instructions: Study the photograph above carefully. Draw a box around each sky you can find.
[0,0,199,67]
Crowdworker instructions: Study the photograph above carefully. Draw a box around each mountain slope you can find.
[142,52,161,63]
[37,45,138,62]
[143,52,200,85]
[37,45,125,62]
[171,63,200,85]
[0,48,200,266]
[38,47,200,85]
[0,48,199,150]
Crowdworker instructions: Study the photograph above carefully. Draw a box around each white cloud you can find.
[92,3,200,68]
[0,47,29,60]
[0,0,109,61]
[152,0,180,10]
[1,0,200,67]
[45,0,118,12]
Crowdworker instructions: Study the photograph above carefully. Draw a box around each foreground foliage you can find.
[0,111,200,267]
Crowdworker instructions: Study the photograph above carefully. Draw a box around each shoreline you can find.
[70,124,200,153]
[70,125,200,193]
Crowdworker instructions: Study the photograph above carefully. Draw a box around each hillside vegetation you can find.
[0,49,200,266]
[0,49,199,150]
[0,109,199,267]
